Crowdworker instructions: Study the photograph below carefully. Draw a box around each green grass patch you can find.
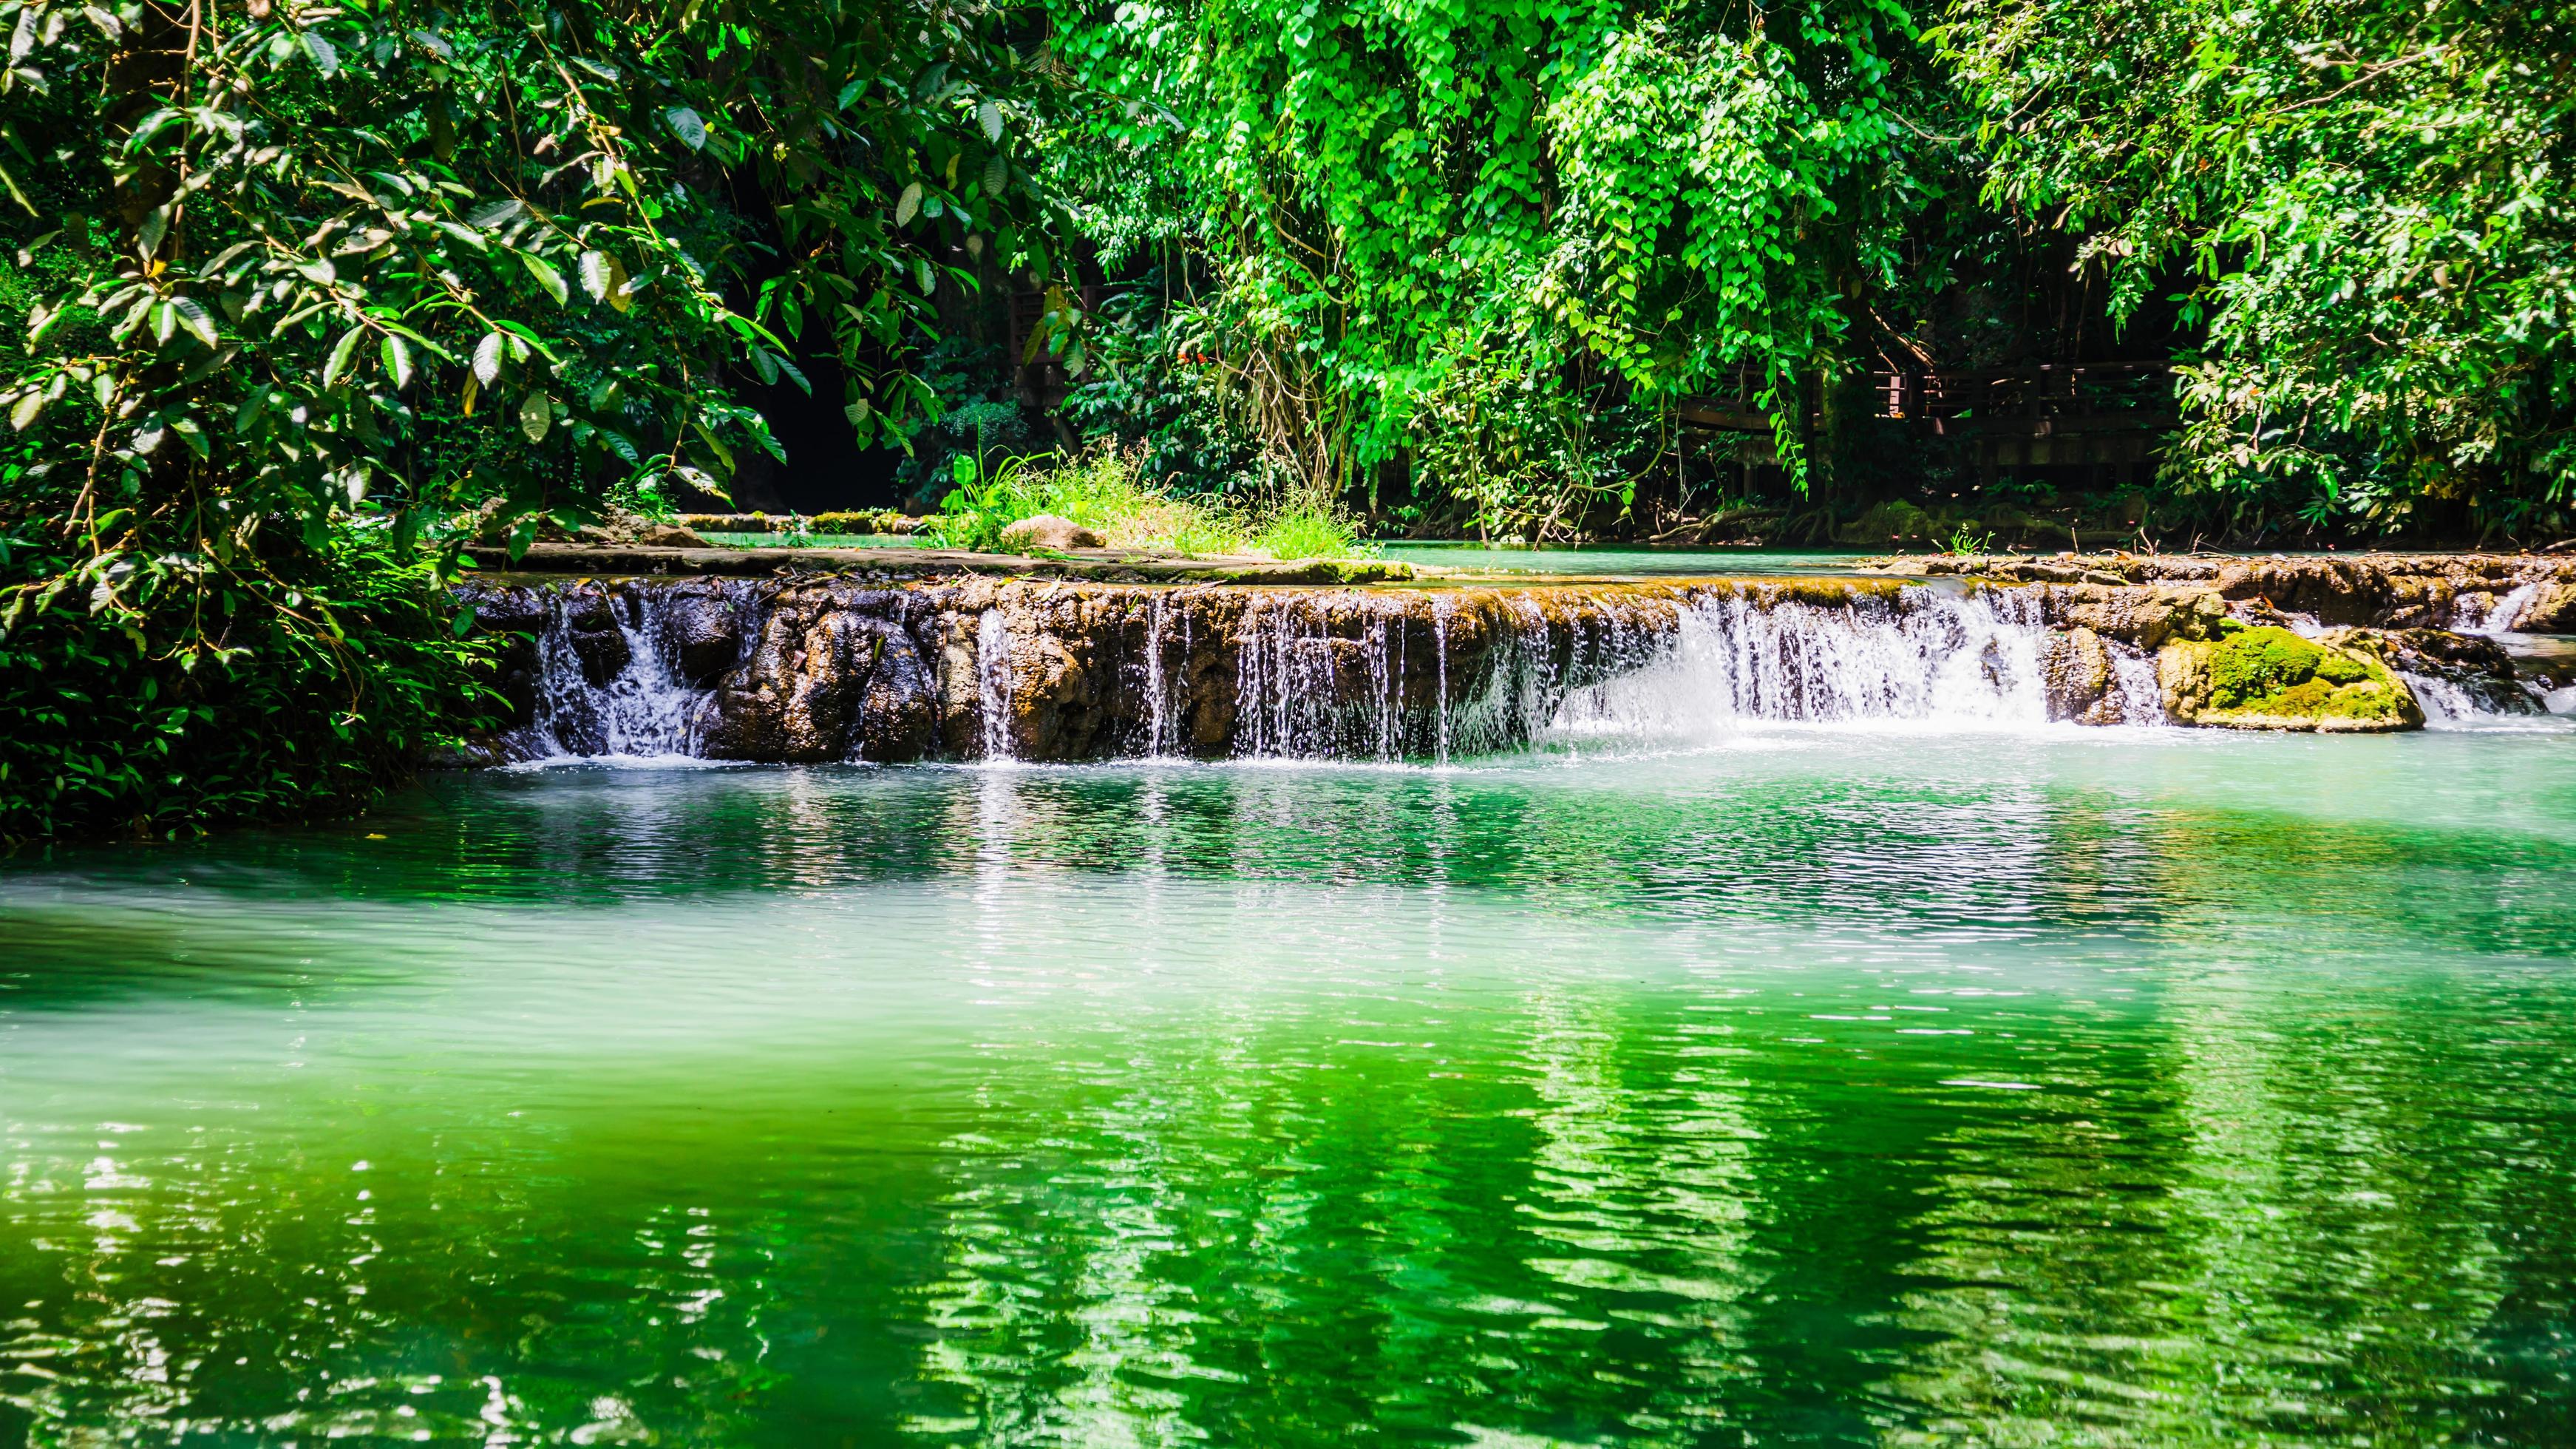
[915,447,1369,560]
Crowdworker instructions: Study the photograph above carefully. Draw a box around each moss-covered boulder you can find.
[2156,624,2422,732]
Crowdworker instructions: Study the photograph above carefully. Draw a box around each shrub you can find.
[0,503,496,841]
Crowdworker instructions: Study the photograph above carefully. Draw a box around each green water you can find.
[1379,546,1869,579]
[5,730,2575,1445]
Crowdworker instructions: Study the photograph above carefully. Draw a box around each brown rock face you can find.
[2039,628,2117,724]
[999,514,1107,552]
[455,563,2561,766]
[659,583,744,685]
[2517,583,2576,634]
[2331,627,2541,716]
[701,600,883,761]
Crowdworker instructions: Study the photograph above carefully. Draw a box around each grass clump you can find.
[917,446,1368,560]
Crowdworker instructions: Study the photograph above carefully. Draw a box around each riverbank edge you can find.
[462,541,1415,586]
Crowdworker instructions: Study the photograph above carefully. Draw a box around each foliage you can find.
[1943,518,1993,555]
[917,442,1365,557]
[1940,0,2576,535]
[1056,283,1268,498]
[1047,0,1938,523]
[890,335,1039,510]
[0,0,1065,835]
[0,494,493,839]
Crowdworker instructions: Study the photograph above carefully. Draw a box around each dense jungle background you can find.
[2,0,2570,834]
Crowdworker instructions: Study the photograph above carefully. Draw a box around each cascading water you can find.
[2461,580,2543,636]
[977,608,1016,762]
[477,571,2551,768]
[507,584,732,761]
[1552,586,2064,740]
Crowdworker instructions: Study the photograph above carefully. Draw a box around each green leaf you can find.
[322,325,365,387]
[381,335,413,391]
[579,250,614,303]
[8,390,43,431]
[302,32,340,77]
[665,106,707,151]
[978,100,1002,143]
[520,252,568,306]
[896,181,922,227]
[518,391,550,443]
[472,330,503,387]
[169,296,219,349]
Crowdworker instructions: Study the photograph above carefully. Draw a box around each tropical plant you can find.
[1044,0,1941,527]
[1938,0,2576,537]
[0,0,1066,836]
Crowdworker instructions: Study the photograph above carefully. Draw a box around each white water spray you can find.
[977,608,1016,762]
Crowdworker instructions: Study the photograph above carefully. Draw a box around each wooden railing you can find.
[1679,361,2178,481]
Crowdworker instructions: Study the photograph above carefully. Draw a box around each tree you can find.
[0,0,1064,835]
[1047,0,1940,535]
[1940,0,2576,537]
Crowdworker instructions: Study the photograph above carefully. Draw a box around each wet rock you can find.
[699,603,869,761]
[2157,625,2421,732]
[457,585,546,730]
[2030,583,2227,650]
[1000,514,1106,552]
[2516,583,2576,634]
[2040,628,2118,724]
[850,620,939,761]
[561,583,631,687]
[2329,627,2540,716]
[661,583,743,685]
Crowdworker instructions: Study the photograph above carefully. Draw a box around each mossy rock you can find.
[809,509,917,535]
[2156,625,2422,732]
[1835,500,1941,546]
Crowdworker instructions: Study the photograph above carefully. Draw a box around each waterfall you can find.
[1550,586,2055,741]
[977,608,1016,762]
[473,573,2552,769]
[507,584,727,761]
[2460,580,2543,635]
[1141,594,1172,759]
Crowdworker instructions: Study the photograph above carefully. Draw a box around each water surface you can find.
[4,730,2574,1445]
[1381,545,1870,580]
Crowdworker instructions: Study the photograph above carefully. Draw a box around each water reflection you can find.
[2,734,2573,1443]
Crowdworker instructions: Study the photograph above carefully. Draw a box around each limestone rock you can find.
[2156,625,2422,732]
[660,583,744,685]
[999,514,1105,552]
[2516,582,2576,634]
[2031,583,2227,650]
[2328,627,2540,717]
[699,604,869,761]
[460,585,546,730]
[2040,628,2117,724]
[851,620,939,761]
